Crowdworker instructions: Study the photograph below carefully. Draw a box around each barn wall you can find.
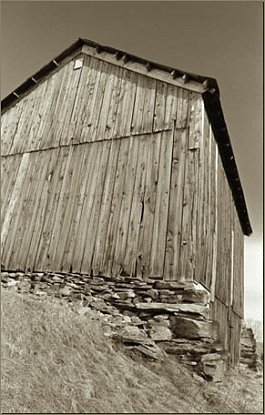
[1,52,244,303]
[1,53,189,277]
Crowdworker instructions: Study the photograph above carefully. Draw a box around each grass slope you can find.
[1,288,263,413]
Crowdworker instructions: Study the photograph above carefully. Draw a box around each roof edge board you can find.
[1,38,216,113]
[81,44,208,94]
[202,91,252,236]
[1,40,84,114]
[80,38,219,92]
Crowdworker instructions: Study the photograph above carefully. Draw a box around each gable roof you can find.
[1,38,252,235]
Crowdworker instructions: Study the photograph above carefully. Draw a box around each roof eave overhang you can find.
[203,90,252,236]
[1,39,84,113]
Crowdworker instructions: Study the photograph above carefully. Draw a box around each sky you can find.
[1,1,263,321]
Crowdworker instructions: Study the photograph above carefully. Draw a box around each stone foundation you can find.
[1,271,227,381]
[240,325,260,371]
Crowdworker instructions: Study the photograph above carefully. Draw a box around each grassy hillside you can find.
[1,288,263,413]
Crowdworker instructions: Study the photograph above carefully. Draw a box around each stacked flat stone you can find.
[1,271,227,381]
[240,325,259,371]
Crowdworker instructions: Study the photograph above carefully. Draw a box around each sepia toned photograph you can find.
[1,1,263,413]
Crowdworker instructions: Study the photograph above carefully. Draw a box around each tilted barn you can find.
[1,38,252,367]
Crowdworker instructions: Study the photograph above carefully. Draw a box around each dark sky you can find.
[1,1,263,320]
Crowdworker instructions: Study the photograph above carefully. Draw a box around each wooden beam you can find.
[81,44,207,94]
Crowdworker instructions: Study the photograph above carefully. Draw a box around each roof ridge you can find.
[1,37,219,110]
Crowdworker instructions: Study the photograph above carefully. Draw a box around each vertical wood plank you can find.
[95,65,119,141]
[62,145,97,271]
[104,66,124,141]
[5,100,24,155]
[111,136,140,276]
[103,138,130,276]
[80,141,110,273]
[42,146,74,270]
[78,57,103,143]
[1,110,12,155]
[150,131,174,278]
[92,139,120,274]
[29,149,61,270]
[51,145,83,269]
[164,128,185,280]
[22,81,49,152]
[1,153,29,259]
[118,70,138,138]
[19,151,48,270]
[123,136,149,277]
[89,61,111,142]
[42,66,68,149]
[54,145,87,270]
[131,75,146,135]
[1,155,21,223]
[177,88,190,129]
[59,61,84,147]
[66,54,92,144]
[153,81,167,132]
[137,132,161,278]
[34,147,69,269]
[141,76,156,134]
[15,152,42,269]
[72,142,101,273]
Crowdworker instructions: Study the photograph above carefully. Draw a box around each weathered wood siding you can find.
[1,52,245,364]
[1,53,244,311]
[1,54,189,155]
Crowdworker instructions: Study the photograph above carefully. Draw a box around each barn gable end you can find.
[1,39,251,366]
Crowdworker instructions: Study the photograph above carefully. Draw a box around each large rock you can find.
[154,281,194,290]
[135,302,209,318]
[159,294,183,304]
[114,325,152,345]
[153,314,170,322]
[198,357,226,382]
[170,316,217,340]
[145,289,159,300]
[158,340,213,355]
[147,317,170,327]
[116,290,135,300]
[52,275,64,282]
[148,325,172,341]
[182,287,210,305]
[133,343,166,360]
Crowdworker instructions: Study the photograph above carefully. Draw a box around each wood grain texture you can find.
[2,54,194,156]
[1,88,244,290]
[1,153,29,263]
[111,136,140,276]
[1,52,245,367]
[150,131,174,278]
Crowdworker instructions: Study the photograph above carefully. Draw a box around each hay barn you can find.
[1,38,252,366]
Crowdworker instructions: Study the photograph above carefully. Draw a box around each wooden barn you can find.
[1,38,252,366]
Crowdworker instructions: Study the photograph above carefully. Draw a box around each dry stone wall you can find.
[240,325,260,371]
[1,271,228,381]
